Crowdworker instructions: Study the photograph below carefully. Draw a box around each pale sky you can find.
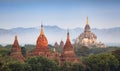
[0,0,120,29]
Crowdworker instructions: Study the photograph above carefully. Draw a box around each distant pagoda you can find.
[31,24,59,60]
[59,40,64,49]
[60,31,79,63]
[77,17,105,48]
[10,36,24,62]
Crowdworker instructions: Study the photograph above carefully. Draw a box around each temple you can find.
[31,24,59,60]
[77,17,105,48]
[54,40,64,53]
[60,31,79,63]
[10,36,24,62]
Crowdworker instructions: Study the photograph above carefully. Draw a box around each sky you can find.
[0,0,120,29]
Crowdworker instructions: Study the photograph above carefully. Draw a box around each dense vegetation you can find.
[0,44,120,71]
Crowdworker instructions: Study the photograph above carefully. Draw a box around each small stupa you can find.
[60,30,79,63]
[10,36,24,62]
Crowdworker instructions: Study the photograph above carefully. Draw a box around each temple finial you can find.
[86,16,88,25]
[67,29,70,40]
[13,35,19,46]
[15,35,17,40]
[40,21,44,35]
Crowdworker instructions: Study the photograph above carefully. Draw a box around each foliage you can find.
[24,44,35,52]
[112,48,120,61]
[83,53,119,71]
[112,48,120,71]
[26,56,59,71]
[75,45,119,57]
[21,47,26,57]
[0,47,10,56]
[2,61,32,71]
[61,62,85,71]
[75,46,89,56]
[4,45,12,50]
[0,56,18,64]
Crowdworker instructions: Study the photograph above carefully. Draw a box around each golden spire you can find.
[86,16,88,25]
[40,21,44,35]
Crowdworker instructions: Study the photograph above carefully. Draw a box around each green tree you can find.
[112,48,120,62]
[75,46,89,56]
[83,53,119,71]
[0,56,20,71]
[26,56,59,71]
[4,45,12,50]
[21,47,26,57]
[71,63,84,71]
[0,47,10,56]
[2,61,32,71]
[61,62,85,71]
[112,48,120,71]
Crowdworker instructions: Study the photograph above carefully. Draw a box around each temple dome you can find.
[84,24,90,32]
[36,24,48,49]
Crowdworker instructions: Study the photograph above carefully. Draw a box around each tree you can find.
[75,46,89,56]
[0,47,10,56]
[21,47,26,57]
[26,56,59,71]
[60,62,85,71]
[112,48,120,61]
[71,63,85,71]
[112,48,120,71]
[83,53,119,71]
[2,61,32,71]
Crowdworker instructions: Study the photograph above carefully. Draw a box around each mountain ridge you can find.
[0,26,120,46]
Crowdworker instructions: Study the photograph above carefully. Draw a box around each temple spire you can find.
[13,35,19,46]
[67,29,70,40]
[86,16,88,25]
[40,22,44,35]
[15,35,17,40]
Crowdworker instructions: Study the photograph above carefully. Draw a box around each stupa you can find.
[31,24,59,59]
[10,36,24,62]
[60,31,79,63]
[77,17,105,48]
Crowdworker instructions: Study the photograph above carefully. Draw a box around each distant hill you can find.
[0,26,120,46]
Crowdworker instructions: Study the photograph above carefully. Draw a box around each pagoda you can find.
[31,24,58,59]
[60,40,64,49]
[10,36,24,62]
[77,17,105,48]
[60,31,79,63]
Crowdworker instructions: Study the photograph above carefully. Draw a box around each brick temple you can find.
[10,24,79,63]
[31,24,59,60]
[60,31,79,63]
[10,36,24,62]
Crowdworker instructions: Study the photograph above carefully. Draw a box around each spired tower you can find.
[78,17,97,47]
[60,31,79,63]
[84,17,91,32]
[77,17,105,48]
[59,40,64,49]
[10,36,24,62]
[31,24,58,59]
[36,24,48,51]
